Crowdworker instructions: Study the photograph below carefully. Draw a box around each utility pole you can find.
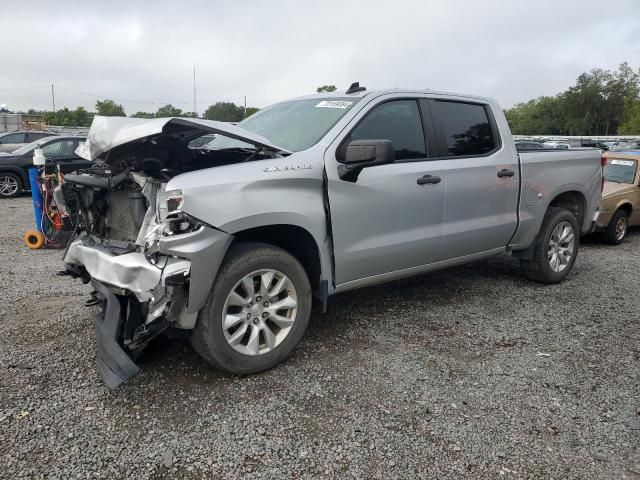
[193,66,197,117]
[244,95,246,118]
[51,84,56,112]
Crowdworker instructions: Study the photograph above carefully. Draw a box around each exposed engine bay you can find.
[64,132,278,245]
[60,117,286,388]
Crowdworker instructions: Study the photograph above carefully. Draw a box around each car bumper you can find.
[92,279,140,388]
[594,209,613,232]
[63,225,233,388]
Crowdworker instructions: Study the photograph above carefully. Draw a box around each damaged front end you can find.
[60,117,285,388]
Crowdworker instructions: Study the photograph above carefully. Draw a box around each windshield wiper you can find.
[203,146,257,152]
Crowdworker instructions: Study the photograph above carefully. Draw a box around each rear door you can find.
[427,99,519,257]
[325,97,446,285]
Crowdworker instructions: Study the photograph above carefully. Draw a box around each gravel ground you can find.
[0,195,638,479]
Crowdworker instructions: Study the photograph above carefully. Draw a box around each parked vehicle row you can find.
[0,136,89,197]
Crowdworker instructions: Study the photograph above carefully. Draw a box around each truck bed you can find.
[510,149,602,250]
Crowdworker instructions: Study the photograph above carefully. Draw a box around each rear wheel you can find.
[520,207,579,284]
[603,209,628,245]
[0,173,21,198]
[190,242,312,375]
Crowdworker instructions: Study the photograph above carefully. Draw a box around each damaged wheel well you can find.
[231,225,322,292]
[549,191,586,229]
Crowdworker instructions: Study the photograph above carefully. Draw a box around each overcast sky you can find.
[1,0,639,114]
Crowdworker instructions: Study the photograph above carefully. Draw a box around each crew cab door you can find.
[426,99,519,256]
[325,98,446,286]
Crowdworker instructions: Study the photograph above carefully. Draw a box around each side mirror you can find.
[338,139,395,181]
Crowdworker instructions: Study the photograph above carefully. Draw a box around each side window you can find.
[350,100,426,160]
[26,132,46,142]
[0,133,24,143]
[431,101,496,157]
[42,140,65,157]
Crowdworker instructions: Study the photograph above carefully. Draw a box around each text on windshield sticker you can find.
[611,159,635,166]
[315,101,353,109]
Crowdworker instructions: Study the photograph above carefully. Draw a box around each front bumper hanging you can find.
[92,280,140,389]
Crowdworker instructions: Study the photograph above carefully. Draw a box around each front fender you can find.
[157,226,234,313]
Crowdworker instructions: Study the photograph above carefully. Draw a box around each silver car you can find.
[0,131,52,153]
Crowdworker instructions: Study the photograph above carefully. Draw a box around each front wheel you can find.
[0,173,21,198]
[520,207,579,284]
[190,242,312,375]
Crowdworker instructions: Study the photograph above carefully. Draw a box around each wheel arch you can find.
[615,202,633,216]
[547,190,587,230]
[0,166,28,190]
[230,224,327,300]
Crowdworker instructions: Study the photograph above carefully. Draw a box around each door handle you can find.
[417,174,441,185]
[497,169,515,178]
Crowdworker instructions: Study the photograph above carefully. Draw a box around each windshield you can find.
[206,98,359,152]
[604,158,637,183]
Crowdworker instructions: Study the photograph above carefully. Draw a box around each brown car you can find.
[596,151,640,244]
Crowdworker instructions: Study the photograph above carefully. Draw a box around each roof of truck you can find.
[287,88,495,105]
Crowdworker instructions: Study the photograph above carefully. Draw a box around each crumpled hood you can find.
[76,116,290,161]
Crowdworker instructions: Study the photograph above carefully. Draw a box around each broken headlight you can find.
[163,212,201,235]
[156,188,184,222]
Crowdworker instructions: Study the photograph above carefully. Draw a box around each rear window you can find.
[431,101,497,157]
[604,158,637,184]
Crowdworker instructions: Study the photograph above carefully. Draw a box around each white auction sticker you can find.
[611,159,635,166]
[315,100,353,109]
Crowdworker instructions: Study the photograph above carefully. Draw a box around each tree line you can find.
[505,63,640,136]
[33,84,341,127]
[38,99,261,127]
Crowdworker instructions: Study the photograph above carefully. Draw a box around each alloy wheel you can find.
[615,216,627,241]
[222,269,298,356]
[0,175,18,196]
[548,221,575,273]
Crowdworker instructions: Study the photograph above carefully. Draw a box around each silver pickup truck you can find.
[59,84,603,387]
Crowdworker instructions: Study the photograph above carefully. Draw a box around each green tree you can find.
[316,85,337,93]
[44,107,93,127]
[155,104,183,117]
[95,99,125,117]
[505,63,640,135]
[130,111,155,119]
[72,106,90,127]
[243,107,260,118]
[619,98,640,134]
[181,111,198,118]
[203,102,244,122]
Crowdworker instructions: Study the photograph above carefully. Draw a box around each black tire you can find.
[603,209,628,245]
[0,172,22,198]
[190,242,312,375]
[520,207,580,284]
